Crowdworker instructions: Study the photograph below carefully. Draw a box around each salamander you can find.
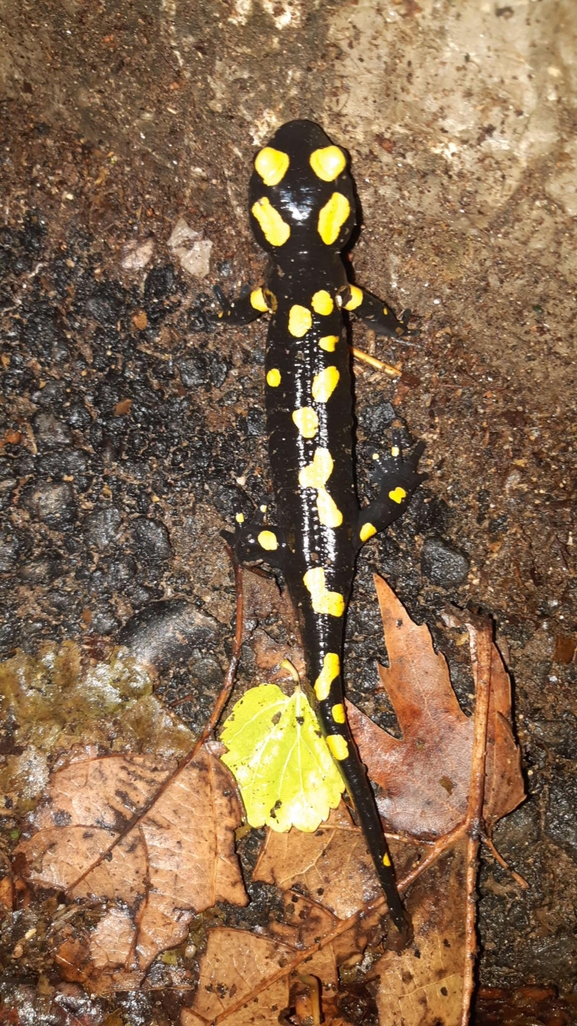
[217,120,424,938]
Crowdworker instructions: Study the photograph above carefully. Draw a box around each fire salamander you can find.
[216,120,424,939]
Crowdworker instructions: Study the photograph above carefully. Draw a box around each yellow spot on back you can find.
[309,145,347,182]
[389,486,407,504]
[359,522,377,543]
[319,335,339,352]
[312,366,340,403]
[326,734,349,761]
[311,290,334,316]
[383,306,389,316]
[391,445,400,458]
[331,703,346,724]
[250,288,269,312]
[288,304,313,338]
[318,192,351,246]
[235,513,244,524]
[303,567,345,618]
[314,653,341,701]
[299,449,342,529]
[251,197,291,247]
[292,406,319,439]
[299,448,333,490]
[254,146,290,186]
[344,285,363,310]
[258,530,278,551]
[266,368,281,387]
[316,489,343,528]
[382,852,392,867]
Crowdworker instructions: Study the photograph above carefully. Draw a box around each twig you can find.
[482,834,529,890]
[460,616,493,1026]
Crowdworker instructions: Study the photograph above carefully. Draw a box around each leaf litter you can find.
[8,569,525,1023]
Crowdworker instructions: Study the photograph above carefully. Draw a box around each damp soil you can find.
[0,0,576,1022]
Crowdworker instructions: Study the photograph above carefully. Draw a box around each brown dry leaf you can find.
[17,746,248,977]
[254,805,386,919]
[371,838,467,1025]
[346,575,524,838]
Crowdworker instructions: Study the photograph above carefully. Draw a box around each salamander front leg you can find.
[211,284,276,326]
[337,283,413,339]
[356,432,425,549]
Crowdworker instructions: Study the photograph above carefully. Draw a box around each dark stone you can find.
[84,507,122,551]
[21,481,78,529]
[90,609,120,635]
[421,536,470,587]
[66,404,92,430]
[32,412,72,447]
[132,518,172,562]
[0,530,21,573]
[357,400,396,438]
[119,599,219,675]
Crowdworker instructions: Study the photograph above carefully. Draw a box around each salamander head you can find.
[249,120,357,258]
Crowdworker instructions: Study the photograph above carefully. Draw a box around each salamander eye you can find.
[310,145,346,182]
[254,146,290,186]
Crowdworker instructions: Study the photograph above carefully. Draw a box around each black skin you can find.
[216,120,424,941]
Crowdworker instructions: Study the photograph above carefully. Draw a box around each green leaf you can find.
[220,684,345,833]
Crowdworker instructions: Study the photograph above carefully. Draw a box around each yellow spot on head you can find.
[359,522,377,543]
[344,285,363,311]
[382,852,391,867]
[316,489,343,528]
[299,448,334,490]
[303,567,345,618]
[235,513,245,524]
[319,335,339,352]
[383,306,389,316]
[326,734,349,761]
[318,192,351,246]
[288,304,312,338]
[254,146,290,186]
[266,368,281,387]
[312,366,340,403]
[258,530,278,551]
[389,486,407,504]
[310,145,347,182]
[260,504,268,513]
[250,287,269,312]
[331,703,346,724]
[391,445,400,458]
[292,406,319,439]
[251,197,291,247]
[311,290,334,316]
[313,653,341,701]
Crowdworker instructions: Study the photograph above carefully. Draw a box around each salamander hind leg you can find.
[357,430,425,549]
[222,503,289,569]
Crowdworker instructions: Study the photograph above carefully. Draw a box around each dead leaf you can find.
[17,747,248,978]
[347,576,524,837]
[372,839,467,1025]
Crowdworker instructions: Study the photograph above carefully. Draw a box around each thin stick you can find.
[350,346,402,377]
[65,545,245,896]
[482,834,529,890]
[460,617,493,1026]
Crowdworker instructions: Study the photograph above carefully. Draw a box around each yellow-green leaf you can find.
[220,684,345,833]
